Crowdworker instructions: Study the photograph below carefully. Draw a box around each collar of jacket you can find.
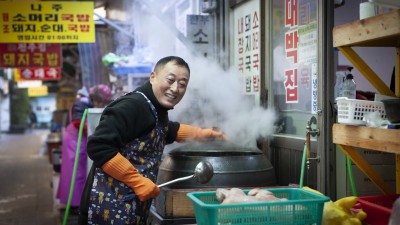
[135,80,173,113]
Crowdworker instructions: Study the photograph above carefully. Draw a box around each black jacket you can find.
[87,80,179,167]
[79,81,180,223]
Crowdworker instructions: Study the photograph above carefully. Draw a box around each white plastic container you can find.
[360,0,400,19]
[342,69,356,99]
[86,108,104,174]
[336,97,386,125]
[87,108,104,136]
[334,71,346,99]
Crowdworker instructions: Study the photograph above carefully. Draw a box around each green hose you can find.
[299,142,358,196]
[62,108,88,225]
[347,155,358,196]
[299,143,307,188]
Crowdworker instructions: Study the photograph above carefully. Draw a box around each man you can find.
[79,56,225,224]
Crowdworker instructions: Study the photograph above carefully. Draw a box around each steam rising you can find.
[122,1,277,148]
[172,57,277,148]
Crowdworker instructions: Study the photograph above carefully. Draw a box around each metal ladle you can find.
[158,161,214,188]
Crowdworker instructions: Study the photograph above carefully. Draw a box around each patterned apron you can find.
[87,92,166,225]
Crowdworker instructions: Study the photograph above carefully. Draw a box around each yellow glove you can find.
[176,124,227,142]
[322,196,367,225]
[334,196,358,214]
[101,153,160,202]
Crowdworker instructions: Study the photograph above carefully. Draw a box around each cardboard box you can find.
[346,165,396,194]
[354,147,395,165]
[154,188,217,218]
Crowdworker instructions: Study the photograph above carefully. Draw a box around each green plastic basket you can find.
[187,188,330,225]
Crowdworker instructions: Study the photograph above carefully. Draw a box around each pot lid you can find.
[168,141,263,156]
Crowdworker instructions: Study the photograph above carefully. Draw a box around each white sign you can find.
[232,0,261,105]
[186,15,215,58]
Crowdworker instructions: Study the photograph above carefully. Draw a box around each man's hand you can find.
[130,175,160,202]
[196,128,227,141]
[102,153,160,202]
[176,124,228,142]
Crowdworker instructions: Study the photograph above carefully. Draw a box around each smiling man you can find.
[150,56,190,109]
[79,56,226,225]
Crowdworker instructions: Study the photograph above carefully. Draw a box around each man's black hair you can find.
[154,56,190,74]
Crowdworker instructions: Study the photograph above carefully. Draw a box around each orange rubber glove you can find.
[176,124,228,142]
[101,153,160,202]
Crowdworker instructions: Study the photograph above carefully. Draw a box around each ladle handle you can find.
[157,175,194,188]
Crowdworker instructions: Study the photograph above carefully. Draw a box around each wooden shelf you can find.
[333,9,400,194]
[333,9,400,47]
[333,124,400,195]
[332,9,400,96]
[333,124,400,154]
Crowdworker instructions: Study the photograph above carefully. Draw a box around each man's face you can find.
[150,61,190,109]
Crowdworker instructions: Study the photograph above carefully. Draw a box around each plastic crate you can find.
[354,194,400,225]
[187,188,330,225]
[336,97,386,125]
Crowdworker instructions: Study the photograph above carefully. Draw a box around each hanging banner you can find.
[0,43,62,68]
[186,15,215,58]
[0,1,95,43]
[15,67,61,81]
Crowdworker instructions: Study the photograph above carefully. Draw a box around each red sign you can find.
[284,0,299,103]
[19,68,61,80]
[0,43,62,68]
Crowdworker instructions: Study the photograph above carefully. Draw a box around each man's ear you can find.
[150,71,156,84]
[149,72,156,84]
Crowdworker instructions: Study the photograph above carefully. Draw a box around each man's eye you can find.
[178,82,187,88]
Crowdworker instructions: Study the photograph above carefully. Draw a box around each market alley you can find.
[0,129,59,225]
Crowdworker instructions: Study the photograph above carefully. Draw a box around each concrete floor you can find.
[0,128,199,225]
[0,129,75,225]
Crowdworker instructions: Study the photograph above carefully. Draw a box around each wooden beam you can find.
[338,47,395,96]
[338,144,395,194]
[333,9,400,47]
[333,124,400,154]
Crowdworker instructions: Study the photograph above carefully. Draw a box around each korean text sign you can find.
[283,0,318,112]
[233,0,260,99]
[0,43,61,68]
[0,1,95,43]
[15,67,61,81]
[284,0,299,103]
[186,15,215,58]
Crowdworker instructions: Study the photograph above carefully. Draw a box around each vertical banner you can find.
[186,15,215,58]
[284,0,299,104]
[232,0,261,105]
[273,0,318,112]
[0,1,95,43]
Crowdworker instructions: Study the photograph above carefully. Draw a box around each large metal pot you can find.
[156,141,276,188]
